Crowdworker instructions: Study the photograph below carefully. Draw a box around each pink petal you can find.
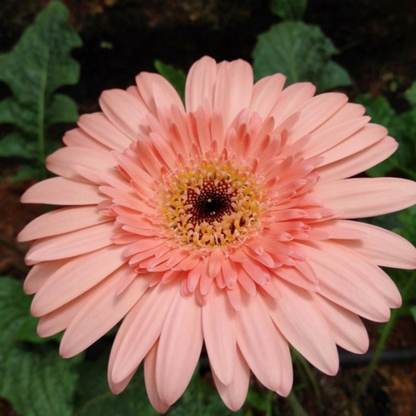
[63,128,108,152]
[111,282,179,384]
[313,178,416,218]
[136,72,184,113]
[21,177,103,205]
[18,206,109,242]
[311,293,369,354]
[317,136,398,181]
[78,112,132,151]
[37,289,91,337]
[31,245,125,316]
[155,293,203,405]
[316,124,387,166]
[60,269,151,357]
[290,93,349,141]
[265,281,339,375]
[144,341,170,413]
[46,146,116,181]
[312,102,366,131]
[235,291,282,392]
[249,74,286,119]
[303,243,391,321]
[338,220,416,269]
[185,56,217,112]
[23,260,66,294]
[214,60,253,128]
[212,347,250,411]
[208,248,224,278]
[270,83,316,127]
[25,222,114,264]
[304,116,370,159]
[99,89,148,140]
[203,284,236,385]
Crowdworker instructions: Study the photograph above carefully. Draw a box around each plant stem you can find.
[352,270,416,403]
[38,52,49,179]
[287,391,308,416]
[292,348,323,411]
[266,390,274,416]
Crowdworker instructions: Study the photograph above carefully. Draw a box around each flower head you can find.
[19,56,416,412]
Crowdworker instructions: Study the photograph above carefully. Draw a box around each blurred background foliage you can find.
[1,0,416,415]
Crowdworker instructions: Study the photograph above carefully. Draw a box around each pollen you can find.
[159,153,264,249]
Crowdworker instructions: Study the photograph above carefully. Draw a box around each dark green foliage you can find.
[252,22,351,91]
[0,1,82,179]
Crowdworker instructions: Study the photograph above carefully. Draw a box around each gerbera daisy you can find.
[19,56,416,412]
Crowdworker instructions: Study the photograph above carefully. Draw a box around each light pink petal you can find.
[316,124,387,166]
[23,260,66,294]
[60,269,151,357]
[235,291,282,392]
[249,73,286,119]
[31,245,125,316]
[311,293,369,354]
[78,112,133,151]
[317,136,398,181]
[313,178,416,218]
[272,325,293,396]
[185,56,217,112]
[111,282,179,383]
[317,241,402,309]
[155,293,203,405]
[46,146,116,181]
[303,116,370,159]
[337,220,416,269]
[289,93,349,141]
[18,206,109,242]
[62,128,108,152]
[212,347,250,411]
[21,177,103,205]
[144,340,170,413]
[303,243,391,321]
[310,220,367,240]
[25,222,114,264]
[214,60,253,128]
[99,89,148,140]
[107,323,139,395]
[312,102,366,131]
[136,72,184,113]
[265,281,339,375]
[37,289,92,337]
[269,83,316,127]
[203,284,236,385]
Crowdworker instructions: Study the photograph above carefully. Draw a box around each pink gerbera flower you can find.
[19,56,416,412]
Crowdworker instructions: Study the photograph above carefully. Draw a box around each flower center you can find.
[159,154,264,249]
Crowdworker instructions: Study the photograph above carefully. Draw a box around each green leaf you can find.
[168,370,240,416]
[75,350,158,416]
[1,345,79,416]
[410,305,416,323]
[10,165,45,182]
[270,0,307,20]
[0,132,37,158]
[314,61,351,93]
[0,277,78,416]
[355,94,416,179]
[155,60,186,101]
[0,1,82,173]
[404,81,416,108]
[47,94,79,124]
[0,277,61,345]
[252,21,351,91]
